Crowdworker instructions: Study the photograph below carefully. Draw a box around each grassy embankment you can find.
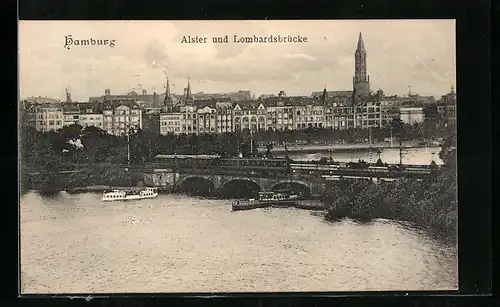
[321,165,457,241]
[21,164,144,194]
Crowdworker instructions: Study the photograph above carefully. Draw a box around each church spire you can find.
[320,84,328,103]
[184,76,194,104]
[65,88,72,103]
[356,32,365,52]
[353,32,370,98]
[164,77,172,106]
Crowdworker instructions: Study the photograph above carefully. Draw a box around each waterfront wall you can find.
[23,165,144,192]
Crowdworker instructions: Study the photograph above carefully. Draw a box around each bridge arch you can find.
[178,175,215,196]
[220,177,262,198]
[271,180,311,197]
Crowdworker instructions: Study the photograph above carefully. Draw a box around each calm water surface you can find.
[20,191,457,293]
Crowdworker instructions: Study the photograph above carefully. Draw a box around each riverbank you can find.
[21,164,145,193]
[63,185,172,194]
[322,166,457,243]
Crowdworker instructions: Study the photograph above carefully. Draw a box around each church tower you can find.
[164,77,173,112]
[184,77,194,104]
[320,86,329,105]
[353,32,370,97]
[65,88,72,103]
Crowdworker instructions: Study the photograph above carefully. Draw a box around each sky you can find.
[18,20,456,101]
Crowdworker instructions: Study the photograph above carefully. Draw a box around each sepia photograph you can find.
[19,20,458,294]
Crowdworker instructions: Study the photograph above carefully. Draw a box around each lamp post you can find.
[126,124,131,170]
[250,128,254,157]
[369,127,372,163]
[390,126,393,148]
[399,139,403,166]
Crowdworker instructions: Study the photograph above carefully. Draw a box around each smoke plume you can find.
[145,40,169,79]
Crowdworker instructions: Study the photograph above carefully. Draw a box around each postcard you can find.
[19,20,457,294]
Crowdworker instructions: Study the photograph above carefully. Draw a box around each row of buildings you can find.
[21,33,456,136]
[21,86,457,136]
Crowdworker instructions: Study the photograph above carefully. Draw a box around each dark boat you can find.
[231,190,300,211]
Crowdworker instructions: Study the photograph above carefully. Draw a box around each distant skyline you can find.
[19,20,456,101]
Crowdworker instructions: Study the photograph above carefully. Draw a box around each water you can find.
[286,147,443,165]
[20,192,458,293]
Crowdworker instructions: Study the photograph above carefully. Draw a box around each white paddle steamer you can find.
[102,187,158,202]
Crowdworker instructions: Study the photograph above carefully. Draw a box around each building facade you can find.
[215,101,233,133]
[233,101,267,131]
[436,86,456,126]
[142,109,162,134]
[324,103,352,130]
[352,102,382,128]
[102,101,142,136]
[79,113,104,129]
[180,105,198,134]
[61,103,103,129]
[399,107,425,125]
[265,101,294,131]
[197,105,218,134]
[380,99,401,126]
[62,104,80,127]
[24,104,64,132]
[159,112,183,135]
[294,99,325,129]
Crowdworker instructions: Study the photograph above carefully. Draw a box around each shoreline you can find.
[324,214,457,245]
[35,185,173,194]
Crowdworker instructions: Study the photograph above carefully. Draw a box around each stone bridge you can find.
[144,169,327,197]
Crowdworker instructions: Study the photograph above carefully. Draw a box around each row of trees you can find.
[21,117,455,166]
[20,124,258,167]
[19,119,455,192]
[322,134,457,240]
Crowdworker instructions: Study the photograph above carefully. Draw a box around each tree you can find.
[439,135,457,171]
[240,142,251,157]
[265,143,273,157]
[390,117,404,138]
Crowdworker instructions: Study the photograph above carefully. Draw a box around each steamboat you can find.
[102,187,158,202]
[231,190,301,211]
